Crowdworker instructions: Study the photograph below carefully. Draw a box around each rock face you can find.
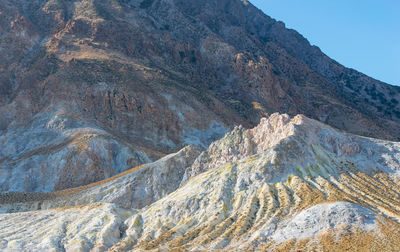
[1,113,400,251]
[0,111,151,192]
[1,0,400,191]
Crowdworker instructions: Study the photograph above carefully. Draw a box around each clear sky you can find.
[250,0,400,86]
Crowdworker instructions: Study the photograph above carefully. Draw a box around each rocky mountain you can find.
[1,1,400,251]
[1,113,400,251]
[1,0,400,191]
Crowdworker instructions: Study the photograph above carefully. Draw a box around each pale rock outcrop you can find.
[270,202,377,242]
[0,203,135,251]
[1,114,400,251]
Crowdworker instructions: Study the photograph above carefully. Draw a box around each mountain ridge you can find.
[1,113,400,250]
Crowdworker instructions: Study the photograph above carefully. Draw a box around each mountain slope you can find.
[0,145,200,212]
[0,110,152,192]
[1,0,400,191]
[1,114,400,251]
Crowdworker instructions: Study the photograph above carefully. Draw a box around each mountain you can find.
[1,1,400,250]
[1,0,400,191]
[1,113,400,251]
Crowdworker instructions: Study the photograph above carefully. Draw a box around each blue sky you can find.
[250,0,400,86]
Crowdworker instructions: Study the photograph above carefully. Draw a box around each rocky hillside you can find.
[1,113,400,251]
[1,0,400,191]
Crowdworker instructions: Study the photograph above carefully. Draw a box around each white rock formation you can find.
[0,113,400,251]
[270,202,377,242]
[0,203,134,251]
